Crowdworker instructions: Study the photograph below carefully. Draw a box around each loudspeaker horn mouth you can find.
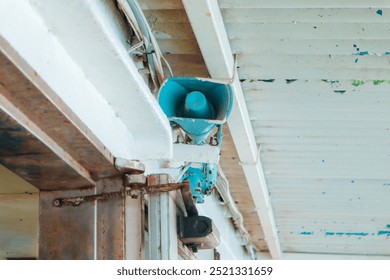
[182,91,216,120]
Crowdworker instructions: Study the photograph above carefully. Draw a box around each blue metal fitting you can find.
[181,163,218,203]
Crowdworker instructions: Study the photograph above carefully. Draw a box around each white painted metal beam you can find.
[172,144,220,164]
[182,0,282,259]
[0,0,172,161]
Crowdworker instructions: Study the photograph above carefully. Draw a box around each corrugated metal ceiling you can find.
[142,0,390,256]
[220,0,390,255]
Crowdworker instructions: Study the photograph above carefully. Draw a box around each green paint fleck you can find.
[334,90,346,94]
[373,80,385,85]
[352,80,364,87]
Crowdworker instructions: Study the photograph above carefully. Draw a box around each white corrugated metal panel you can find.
[220,0,390,255]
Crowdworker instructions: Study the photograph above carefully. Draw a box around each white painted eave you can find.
[0,0,172,161]
[182,0,282,259]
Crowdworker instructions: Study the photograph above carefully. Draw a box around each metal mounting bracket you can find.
[52,174,189,207]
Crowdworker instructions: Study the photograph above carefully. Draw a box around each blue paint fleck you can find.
[357,51,369,56]
[345,232,368,236]
[385,52,390,55]
[355,58,359,63]
[300,231,314,235]
[286,79,298,84]
[325,232,368,236]
[377,9,383,16]
[378,231,390,236]
[386,224,390,229]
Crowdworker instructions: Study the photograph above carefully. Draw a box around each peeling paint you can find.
[345,232,368,236]
[299,231,313,235]
[352,80,364,87]
[378,231,390,236]
[326,232,368,237]
[286,79,297,84]
[321,79,339,85]
[373,80,385,85]
[353,51,390,57]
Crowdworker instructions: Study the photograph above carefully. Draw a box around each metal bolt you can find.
[52,199,61,207]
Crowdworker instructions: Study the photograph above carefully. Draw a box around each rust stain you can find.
[205,12,211,17]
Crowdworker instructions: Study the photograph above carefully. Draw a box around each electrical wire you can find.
[118,0,174,91]
[216,165,259,260]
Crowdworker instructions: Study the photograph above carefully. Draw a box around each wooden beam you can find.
[0,108,93,190]
[0,51,119,181]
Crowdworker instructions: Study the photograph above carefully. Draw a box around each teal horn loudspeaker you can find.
[158,77,233,145]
